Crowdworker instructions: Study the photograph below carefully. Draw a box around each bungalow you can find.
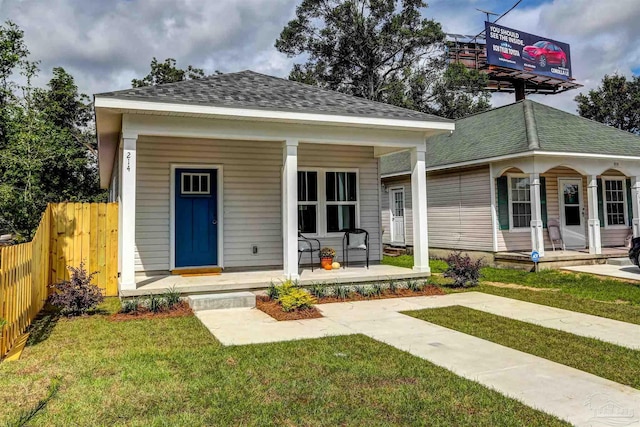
[381,100,640,262]
[94,71,454,292]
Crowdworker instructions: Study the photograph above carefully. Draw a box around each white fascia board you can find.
[533,151,640,161]
[381,171,410,179]
[94,96,455,132]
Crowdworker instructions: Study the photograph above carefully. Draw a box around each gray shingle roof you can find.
[380,99,640,174]
[96,70,451,123]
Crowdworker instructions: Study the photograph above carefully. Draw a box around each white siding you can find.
[134,137,380,272]
[427,166,494,252]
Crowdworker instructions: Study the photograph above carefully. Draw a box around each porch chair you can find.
[298,232,321,271]
[547,218,565,251]
[341,229,369,269]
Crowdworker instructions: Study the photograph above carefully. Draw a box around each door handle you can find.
[212,219,217,225]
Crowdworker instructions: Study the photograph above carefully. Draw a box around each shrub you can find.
[332,284,351,299]
[406,279,425,292]
[121,298,141,314]
[308,283,327,298]
[444,252,484,288]
[372,283,384,296]
[279,288,317,312]
[163,286,181,308]
[388,279,399,293]
[266,282,279,300]
[48,262,103,316]
[148,294,167,313]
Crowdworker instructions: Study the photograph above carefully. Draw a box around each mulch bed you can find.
[256,285,446,321]
[316,285,445,304]
[109,301,193,322]
[256,296,323,321]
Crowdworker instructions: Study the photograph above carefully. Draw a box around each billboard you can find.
[485,22,572,81]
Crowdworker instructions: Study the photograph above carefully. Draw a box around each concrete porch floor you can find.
[123,264,429,297]
[494,246,628,270]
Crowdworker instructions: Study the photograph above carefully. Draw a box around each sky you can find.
[1,0,639,114]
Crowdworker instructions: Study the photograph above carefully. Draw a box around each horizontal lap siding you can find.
[136,137,283,271]
[299,144,381,263]
[381,176,413,246]
[427,166,493,252]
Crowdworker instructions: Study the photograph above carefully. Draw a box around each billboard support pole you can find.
[514,81,526,101]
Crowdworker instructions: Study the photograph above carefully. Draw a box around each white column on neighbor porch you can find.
[529,173,545,257]
[587,175,602,254]
[631,177,640,238]
[119,135,137,291]
[282,139,299,279]
[410,146,430,273]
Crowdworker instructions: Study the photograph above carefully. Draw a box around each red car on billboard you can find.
[523,41,567,69]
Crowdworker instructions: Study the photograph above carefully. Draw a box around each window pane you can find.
[182,175,191,193]
[201,175,209,193]
[563,184,579,205]
[298,205,317,234]
[511,177,530,201]
[192,175,200,192]
[565,206,580,226]
[307,172,317,201]
[327,205,356,232]
[347,172,357,201]
[297,172,306,201]
[512,202,531,228]
[326,172,336,201]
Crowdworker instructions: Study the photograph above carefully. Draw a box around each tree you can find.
[132,57,206,87]
[275,0,490,118]
[0,21,104,239]
[575,73,640,135]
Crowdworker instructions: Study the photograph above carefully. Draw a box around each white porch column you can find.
[410,146,430,273]
[587,175,602,254]
[529,173,545,257]
[119,136,137,291]
[282,139,299,279]
[631,177,640,238]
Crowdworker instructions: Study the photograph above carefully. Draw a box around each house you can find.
[381,100,640,262]
[94,71,454,292]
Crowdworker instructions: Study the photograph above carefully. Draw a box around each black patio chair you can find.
[298,232,321,271]
[342,229,369,269]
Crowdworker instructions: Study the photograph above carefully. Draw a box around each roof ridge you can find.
[523,100,540,150]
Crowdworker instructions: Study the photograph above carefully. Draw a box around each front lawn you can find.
[406,306,640,390]
[0,300,567,426]
[382,255,448,273]
[382,255,640,324]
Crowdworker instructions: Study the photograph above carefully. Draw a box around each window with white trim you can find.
[181,173,210,195]
[603,178,626,226]
[296,170,358,235]
[510,176,531,228]
[325,171,357,232]
[297,171,318,234]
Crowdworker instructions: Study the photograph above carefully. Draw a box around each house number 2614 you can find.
[126,152,131,171]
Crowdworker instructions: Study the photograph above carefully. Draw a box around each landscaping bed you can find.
[256,296,322,321]
[109,300,192,322]
[314,284,444,303]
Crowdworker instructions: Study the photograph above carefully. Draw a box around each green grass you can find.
[0,300,567,426]
[406,306,640,390]
[382,255,448,273]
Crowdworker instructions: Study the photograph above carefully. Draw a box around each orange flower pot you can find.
[321,257,333,269]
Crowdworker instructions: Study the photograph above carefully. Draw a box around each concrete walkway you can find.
[196,292,640,426]
[564,263,640,282]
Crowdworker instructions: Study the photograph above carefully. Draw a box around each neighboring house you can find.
[381,99,640,259]
[94,71,454,291]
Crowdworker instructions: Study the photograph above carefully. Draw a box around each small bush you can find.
[279,288,317,312]
[372,283,384,296]
[48,262,103,316]
[266,282,279,300]
[332,284,351,299]
[388,279,399,293]
[163,286,181,308]
[148,294,167,313]
[121,298,140,314]
[444,252,484,288]
[308,283,327,298]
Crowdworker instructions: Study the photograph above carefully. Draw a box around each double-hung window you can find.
[509,176,531,229]
[298,171,318,234]
[296,170,358,235]
[603,178,626,226]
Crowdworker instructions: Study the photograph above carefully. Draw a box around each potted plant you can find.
[319,247,336,269]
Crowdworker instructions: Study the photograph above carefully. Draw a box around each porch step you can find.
[188,292,256,311]
[383,246,407,257]
[608,257,633,266]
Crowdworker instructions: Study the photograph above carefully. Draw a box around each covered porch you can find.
[491,155,640,259]
[125,263,429,297]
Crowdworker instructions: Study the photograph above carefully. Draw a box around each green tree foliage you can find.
[132,57,206,87]
[575,73,640,135]
[275,0,490,118]
[0,21,104,240]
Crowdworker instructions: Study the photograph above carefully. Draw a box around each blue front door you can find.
[175,168,218,268]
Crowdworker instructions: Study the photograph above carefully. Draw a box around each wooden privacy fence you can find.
[0,203,118,358]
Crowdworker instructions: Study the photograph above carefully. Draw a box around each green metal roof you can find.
[380,99,640,174]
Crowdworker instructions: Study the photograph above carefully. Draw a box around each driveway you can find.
[564,263,640,281]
